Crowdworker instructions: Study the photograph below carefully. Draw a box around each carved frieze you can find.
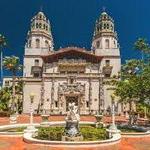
[58,83,85,95]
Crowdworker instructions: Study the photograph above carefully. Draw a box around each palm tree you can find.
[3,56,22,113]
[0,34,7,86]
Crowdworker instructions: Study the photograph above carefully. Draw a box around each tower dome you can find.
[26,11,54,51]
[93,11,117,40]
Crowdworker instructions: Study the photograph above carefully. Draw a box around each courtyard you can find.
[0,115,149,150]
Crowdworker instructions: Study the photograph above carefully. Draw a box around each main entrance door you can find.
[66,96,78,111]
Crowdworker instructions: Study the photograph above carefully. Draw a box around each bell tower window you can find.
[46,26,48,31]
[107,24,109,29]
[34,59,39,66]
[36,23,39,28]
[105,60,110,66]
[105,39,109,49]
[36,39,40,48]
[96,41,100,48]
[45,40,49,48]
[39,23,42,28]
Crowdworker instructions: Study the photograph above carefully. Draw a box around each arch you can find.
[35,39,40,48]
[107,24,109,29]
[43,24,46,29]
[39,15,42,19]
[45,40,49,48]
[104,23,107,29]
[114,40,116,48]
[96,41,100,48]
[105,39,110,49]
[46,26,48,31]
[36,23,39,28]
[34,59,39,66]
[39,23,42,28]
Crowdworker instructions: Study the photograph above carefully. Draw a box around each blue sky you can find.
[0,0,150,76]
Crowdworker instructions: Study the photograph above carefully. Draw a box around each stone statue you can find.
[65,102,80,122]
[62,102,83,141]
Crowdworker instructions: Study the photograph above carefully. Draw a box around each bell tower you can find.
[26,11,54,51]
[23,11,54,78]
[92,11,121,77]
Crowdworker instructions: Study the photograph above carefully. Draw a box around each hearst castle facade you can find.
[23,11,122,115]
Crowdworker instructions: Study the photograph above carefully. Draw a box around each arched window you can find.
[39,15,42,19]
[36,39,40,48]
[107,24,109,29]
[36,23,39,28]
[31,23,35,29]
[34,59,39,66]
[111,24,113,31]
[45,40,49,48]
[104,24,106,29]
[39,23,42,29]
[114,40,116,48]
[96,41,100,48]
[43,24,46,29]
[46,26,48,31]
[105,39,109,49]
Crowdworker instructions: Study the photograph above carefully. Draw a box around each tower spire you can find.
[102,6,106,12]
[40,5,43,12]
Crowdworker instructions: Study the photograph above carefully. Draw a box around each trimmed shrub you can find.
[36,126,107,141]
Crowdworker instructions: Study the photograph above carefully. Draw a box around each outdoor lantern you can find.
[30,93,35,103]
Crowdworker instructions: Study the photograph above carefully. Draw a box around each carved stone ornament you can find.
[59,83,85,95]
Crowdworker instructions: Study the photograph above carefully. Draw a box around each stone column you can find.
[99,74,104,113]
[89,77,92,113]
[50,77,55,114]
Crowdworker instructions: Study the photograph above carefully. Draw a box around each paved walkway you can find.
[0,115,149,150]
[0,136,150,150]
[0,114,127,125]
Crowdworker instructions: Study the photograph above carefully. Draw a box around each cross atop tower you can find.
[102,6,106,12]
[40,5,43,12]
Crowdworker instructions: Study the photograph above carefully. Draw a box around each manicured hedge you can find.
[36,126,107,141]
[80,126,107,141]
[36,127,64,141]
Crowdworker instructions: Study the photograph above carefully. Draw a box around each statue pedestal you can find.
[64,120,79,136]
[62,120,83,141]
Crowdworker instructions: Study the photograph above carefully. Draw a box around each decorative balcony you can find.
[31,66,42,77]
[103,65,113,77]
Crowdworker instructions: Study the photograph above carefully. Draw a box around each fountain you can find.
[62,102,83,141]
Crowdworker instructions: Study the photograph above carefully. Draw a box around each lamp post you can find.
[109,93,117,131]
[24,93,38,133]
[107,93,120,138]
[30,93,34,126]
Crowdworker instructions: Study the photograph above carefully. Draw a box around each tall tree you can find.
[3,56,22,113]
[0,87,11,112]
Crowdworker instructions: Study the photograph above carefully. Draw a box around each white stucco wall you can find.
[23,82,41,113]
